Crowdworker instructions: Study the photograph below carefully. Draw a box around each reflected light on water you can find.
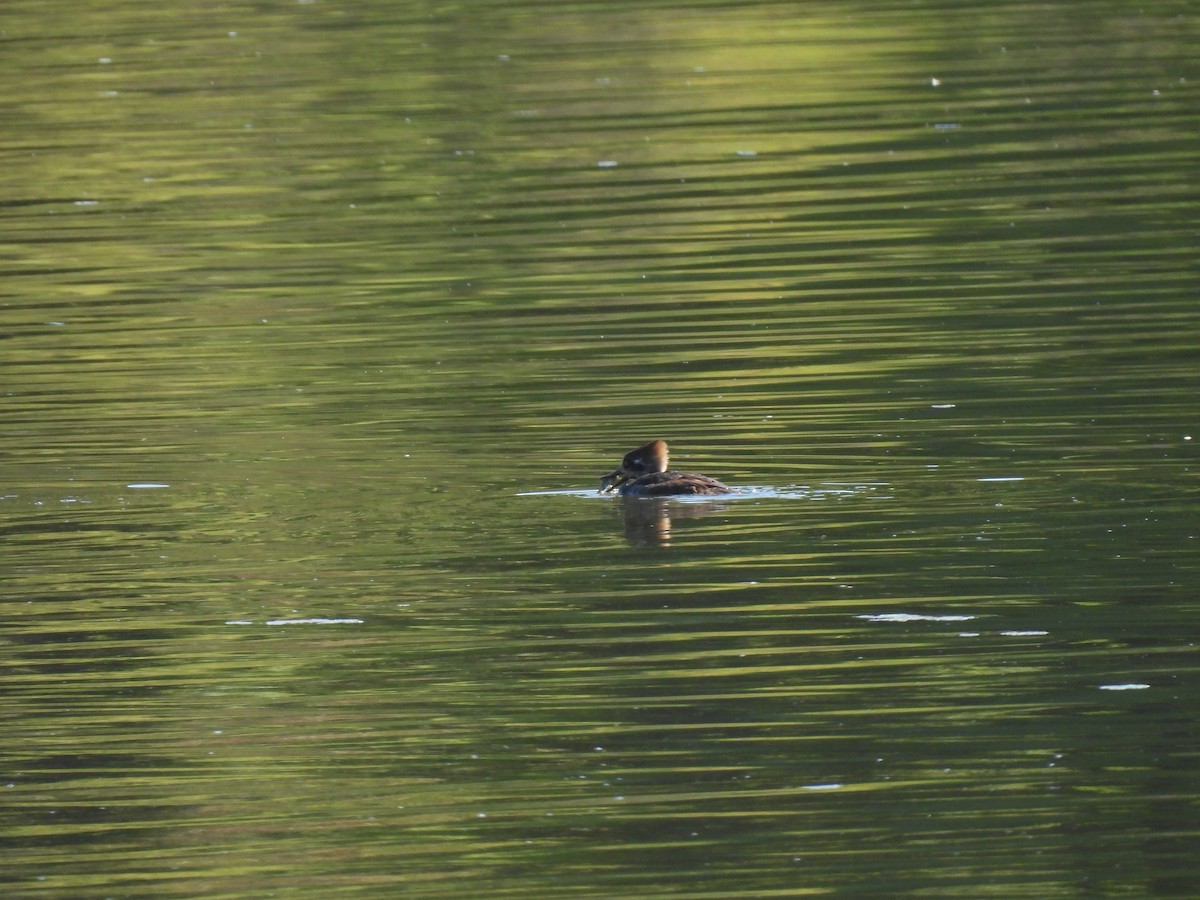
[2,0,1198,897]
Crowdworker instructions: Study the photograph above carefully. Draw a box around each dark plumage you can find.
[598,440,733,497]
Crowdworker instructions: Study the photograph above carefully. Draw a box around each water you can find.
[3,0,1199,896]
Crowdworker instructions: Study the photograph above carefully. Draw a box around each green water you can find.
[3,1,1198,896]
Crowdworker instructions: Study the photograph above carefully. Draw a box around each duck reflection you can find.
[597,441,736,547]
[613,495,729,548]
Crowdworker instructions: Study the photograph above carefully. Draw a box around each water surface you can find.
[3,0,1199,896]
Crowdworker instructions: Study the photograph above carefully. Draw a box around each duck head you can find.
[599,440,669,493]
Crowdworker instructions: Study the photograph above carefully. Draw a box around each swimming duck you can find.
[598,440,733,497]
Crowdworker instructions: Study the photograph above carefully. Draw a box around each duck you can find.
[598,440,733,497]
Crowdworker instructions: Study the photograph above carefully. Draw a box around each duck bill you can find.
[599,468,627,493]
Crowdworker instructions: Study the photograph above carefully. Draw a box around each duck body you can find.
[607,469,733,497]
[599,440,733,497]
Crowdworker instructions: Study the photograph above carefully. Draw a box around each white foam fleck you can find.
[858,613,975,623]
